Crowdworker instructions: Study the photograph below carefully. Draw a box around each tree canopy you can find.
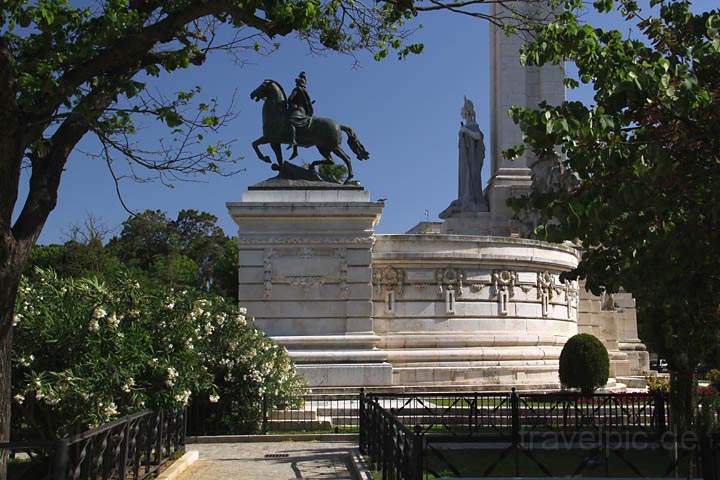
[30,210,239,300]
[506,0,719,426]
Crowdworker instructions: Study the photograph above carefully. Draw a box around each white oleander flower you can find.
[167,367,178,379]
[165,302,175,311]
[238,307,247,315]
[93,307,107,319]
[107,313,120,328]
[175,390,191,405]
[13,394,25,404]
[105,402,118,417]
[235,314,246,326]
[122,378,135,393]
[12,313,22,326]
[209,394,220,403]
[88,319,100,332]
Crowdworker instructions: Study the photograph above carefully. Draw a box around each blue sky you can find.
[21,1,715,244]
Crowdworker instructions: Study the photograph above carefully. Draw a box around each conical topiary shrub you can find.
[559,333,610,394]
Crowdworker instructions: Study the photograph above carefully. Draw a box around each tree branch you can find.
[12,84,123,243]
[0,36,21,237]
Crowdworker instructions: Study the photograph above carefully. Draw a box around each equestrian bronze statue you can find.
[249,73,369,184]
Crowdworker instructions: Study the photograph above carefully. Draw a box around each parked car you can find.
[651,358,669,373]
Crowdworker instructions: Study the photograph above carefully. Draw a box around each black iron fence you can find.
[358,389,720,480]
[188,393,360,436]
[188,389,671,436]
[361,389,667,438]
[3,409,186,480]
[359,395,423,480]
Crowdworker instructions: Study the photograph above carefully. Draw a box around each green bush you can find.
[12,268,305,438]
[559,333,610,394]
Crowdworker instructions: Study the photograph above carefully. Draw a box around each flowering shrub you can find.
[646,374,670,394]
[12,268,305,438]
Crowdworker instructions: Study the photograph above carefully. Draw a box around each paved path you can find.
[180,441,361,480]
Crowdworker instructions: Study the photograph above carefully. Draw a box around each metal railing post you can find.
[119,419,131,480]
[656,390,667,435]
[181,407,187,448]
[261,394,269,434]
[359,388,366,453]
[156,410,165,465]
[511,387,520,447]
[413,424,424,480]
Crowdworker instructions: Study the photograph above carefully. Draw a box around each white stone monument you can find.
[227,178,392,387]
[228,0,647,390]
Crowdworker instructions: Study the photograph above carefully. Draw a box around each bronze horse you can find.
[250,79,369,183]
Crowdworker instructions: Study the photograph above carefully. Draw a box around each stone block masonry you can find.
[227,178,392,387]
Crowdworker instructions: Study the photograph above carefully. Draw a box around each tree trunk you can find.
[0,229,32,480]
[670,368,696,431]
[0,267,20,480]
[669,355,698,479]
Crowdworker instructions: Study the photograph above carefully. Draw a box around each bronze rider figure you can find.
[287,71,314,160]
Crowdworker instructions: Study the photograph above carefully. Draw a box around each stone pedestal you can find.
[227,178,392,387]
[440,212,492,235]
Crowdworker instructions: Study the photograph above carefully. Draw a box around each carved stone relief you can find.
[337,248,349,299]
[491,270,518,315]
[536,271,555,317]
[372,266,406,295]
[565,279,579,319]
[435,267,465,297]
[263,248,275,299]
[262,247,351,298]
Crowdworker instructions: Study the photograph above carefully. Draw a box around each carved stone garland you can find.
[435,267,465,297]
[536,271,555,317]
[373,266,405,313]
[372,266,406,295]
[491,270,518,315]
[262,248,275,299]
[337,248,349,299]
[565,279,579,319]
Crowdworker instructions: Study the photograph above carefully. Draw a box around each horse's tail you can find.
[340,125,369,161]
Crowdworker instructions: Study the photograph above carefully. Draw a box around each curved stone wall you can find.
[372,234,581,388]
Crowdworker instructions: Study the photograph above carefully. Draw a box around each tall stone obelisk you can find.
[487,2,565,234]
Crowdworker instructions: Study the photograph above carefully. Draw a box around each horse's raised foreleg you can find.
[252,136,272,163]
[332,146,354,184]
[270,143,283,166]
